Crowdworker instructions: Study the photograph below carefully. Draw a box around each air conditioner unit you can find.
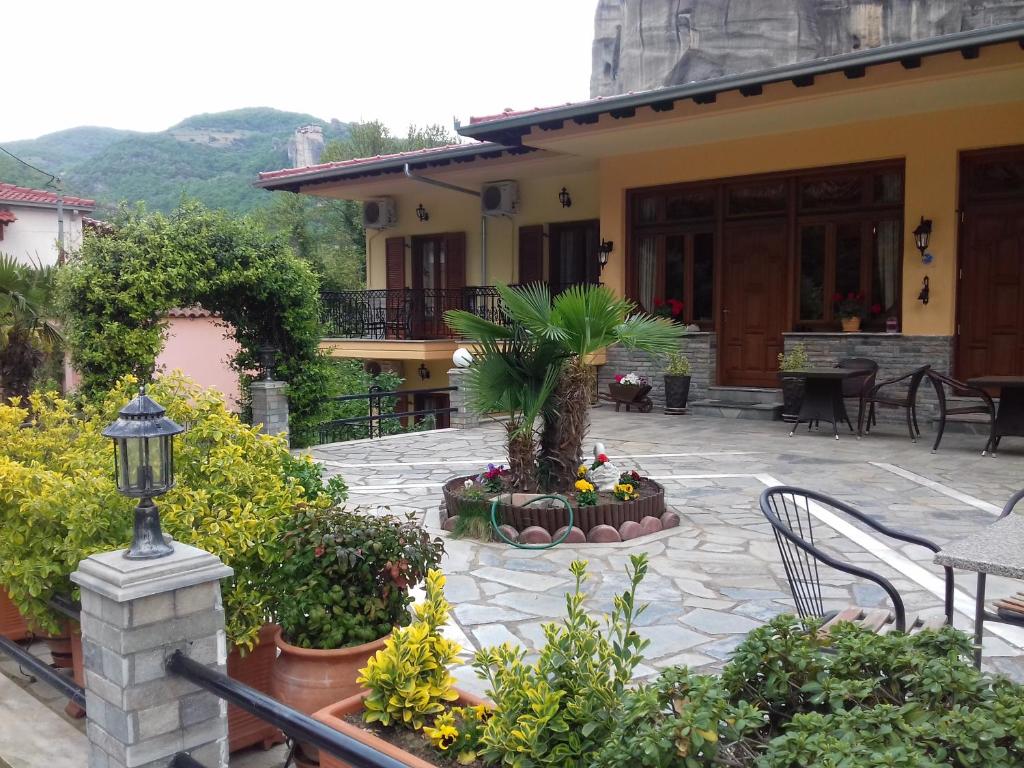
[480,181,519,216]
[362,198,397,229]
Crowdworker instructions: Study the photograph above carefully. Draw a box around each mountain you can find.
[0,108,350,214]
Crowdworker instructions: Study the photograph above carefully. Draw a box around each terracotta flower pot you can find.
[45,626,74,669]
[313,689,489,768]
[66,625,86,719]
[271,627,389,764]
[0,589,29,642]
[227,623,285,753]
[841,316,862,332]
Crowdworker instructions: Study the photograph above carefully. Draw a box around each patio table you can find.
[934,514,1024,668]
[967,376,1024,457]
[786,368,863,440]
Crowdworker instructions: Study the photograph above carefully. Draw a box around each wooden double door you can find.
[956,147,1024,381]
[720,221,789,388]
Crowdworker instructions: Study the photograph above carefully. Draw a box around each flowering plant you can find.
[612,482,638,501]
[424,704,491,762]
[479,463,509,493]
[652,297,685,322]
[575,478,597,506]
[614,372,647,387]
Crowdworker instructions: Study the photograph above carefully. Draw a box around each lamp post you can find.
[102,388,184,560]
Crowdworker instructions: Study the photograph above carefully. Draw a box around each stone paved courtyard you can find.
[2,408,1022,767]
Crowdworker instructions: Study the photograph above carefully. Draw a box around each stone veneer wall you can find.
[599,333,717,408]
[783,333,954,422]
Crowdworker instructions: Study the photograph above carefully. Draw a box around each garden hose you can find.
[490,494,574,549]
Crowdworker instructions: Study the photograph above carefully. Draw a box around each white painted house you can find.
[0,182,95,266]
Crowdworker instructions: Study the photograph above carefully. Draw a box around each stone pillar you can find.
[251,380,288,439]
[447,368,479,429]
[71,543,233,768]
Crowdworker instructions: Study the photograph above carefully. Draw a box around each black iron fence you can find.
[320,283,600,340]
[316,385,456,444]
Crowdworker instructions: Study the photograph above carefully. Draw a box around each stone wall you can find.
[784,333,953,422]
[599,333,716,408]
[591,0,1024,97]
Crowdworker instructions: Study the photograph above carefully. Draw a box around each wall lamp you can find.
[597,239,613,272]
[558,187,572,208]
[918,276,930,305]
[418,363,431,381]
[415,203,430,222]
[913,216,932,264]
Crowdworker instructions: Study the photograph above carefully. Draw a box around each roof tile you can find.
[0,182,95,209]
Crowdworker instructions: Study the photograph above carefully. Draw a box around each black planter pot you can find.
[779,373,805,423]
[664,374,691,414]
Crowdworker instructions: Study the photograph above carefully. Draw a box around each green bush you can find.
[0,373,340,651]
[268,506,444,650]
[471,555,650,767]
[56,201,331,448]
[597,615,1024,767]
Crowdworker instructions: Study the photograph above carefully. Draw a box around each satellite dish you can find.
[453,348,474,368]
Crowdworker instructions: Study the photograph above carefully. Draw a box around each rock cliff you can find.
[591,0,1024,97]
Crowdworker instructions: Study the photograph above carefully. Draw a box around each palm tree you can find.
[0,253,63,403]
[446,283,683,491]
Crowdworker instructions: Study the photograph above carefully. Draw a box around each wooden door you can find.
[957,205,1024,380]
[720,221,789,387]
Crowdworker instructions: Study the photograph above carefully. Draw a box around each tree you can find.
[0,253,62,403]
[446,284,683,491]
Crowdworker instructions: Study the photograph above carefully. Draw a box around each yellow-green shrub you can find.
[358,570,461,730]
[0,372,337,650]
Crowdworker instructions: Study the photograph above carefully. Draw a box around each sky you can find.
[2,0,596,142]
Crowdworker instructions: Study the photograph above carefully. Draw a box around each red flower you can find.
[597,453,609,463]
[614,374,623,383]
[832,293,843,302]
[314,546,325,558]
[846,292,856,300]
[668,299,684,316]
[653,298,665,307]
[870,303,882,315]
[630,470,641,481]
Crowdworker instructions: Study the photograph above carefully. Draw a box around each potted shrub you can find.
[833,291,868,332]
[0,374,334,752]
[268,505,444,765]
[662,351,691,414]
[313,570,488,768]
[777,343,809,422]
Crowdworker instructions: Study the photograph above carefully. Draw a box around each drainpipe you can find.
[55,177,65,265]
[403,163,487,284]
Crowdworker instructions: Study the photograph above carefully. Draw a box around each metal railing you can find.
[320,283,599,339]
[0,596,86,710]
[316,385,456,444]
[168,651,405,768]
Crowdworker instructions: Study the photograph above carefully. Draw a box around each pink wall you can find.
[63,313,242,410]
[157,316,242,409]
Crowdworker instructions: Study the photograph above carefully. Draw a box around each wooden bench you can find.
[821,606,948,636]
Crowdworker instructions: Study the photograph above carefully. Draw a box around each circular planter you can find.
[271,627,389,763]
[664,374,691,414]
[778,373,805,424]
[443,475,665,535]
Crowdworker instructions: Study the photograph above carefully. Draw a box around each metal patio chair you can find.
[994,489,1024,621]
[759,486,954,634]
[836,357,878,432]
[926,370,996,454]
[862,364,931,441]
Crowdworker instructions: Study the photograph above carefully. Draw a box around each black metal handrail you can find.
[317,385,456,444]
[0,636,86,709]
[320,282,600,340]
[167,651,406,768]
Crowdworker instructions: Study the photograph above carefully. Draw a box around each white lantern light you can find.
[453,348,474,368]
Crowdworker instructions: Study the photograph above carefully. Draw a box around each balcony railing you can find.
[320,284,595,340]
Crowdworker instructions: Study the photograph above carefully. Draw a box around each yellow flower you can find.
[575,479,594,492]
[471,704,492,721]
[577,464,589,477]
[623,484,634,494]
[424,724,459,750]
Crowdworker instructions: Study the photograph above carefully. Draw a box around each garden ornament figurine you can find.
[590,442,621,491]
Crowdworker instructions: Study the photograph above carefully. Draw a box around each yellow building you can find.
[258,24,1024,417]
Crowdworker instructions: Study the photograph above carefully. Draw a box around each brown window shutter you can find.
[385,236,405,290]
[518,225,544,285]
[444,232,466,290]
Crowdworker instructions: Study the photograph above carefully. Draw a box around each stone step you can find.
[688,399,784,420]
[705,386,782,405]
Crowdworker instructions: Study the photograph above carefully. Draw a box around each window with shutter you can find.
[385,236,406,338]
[518,225,544,285]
